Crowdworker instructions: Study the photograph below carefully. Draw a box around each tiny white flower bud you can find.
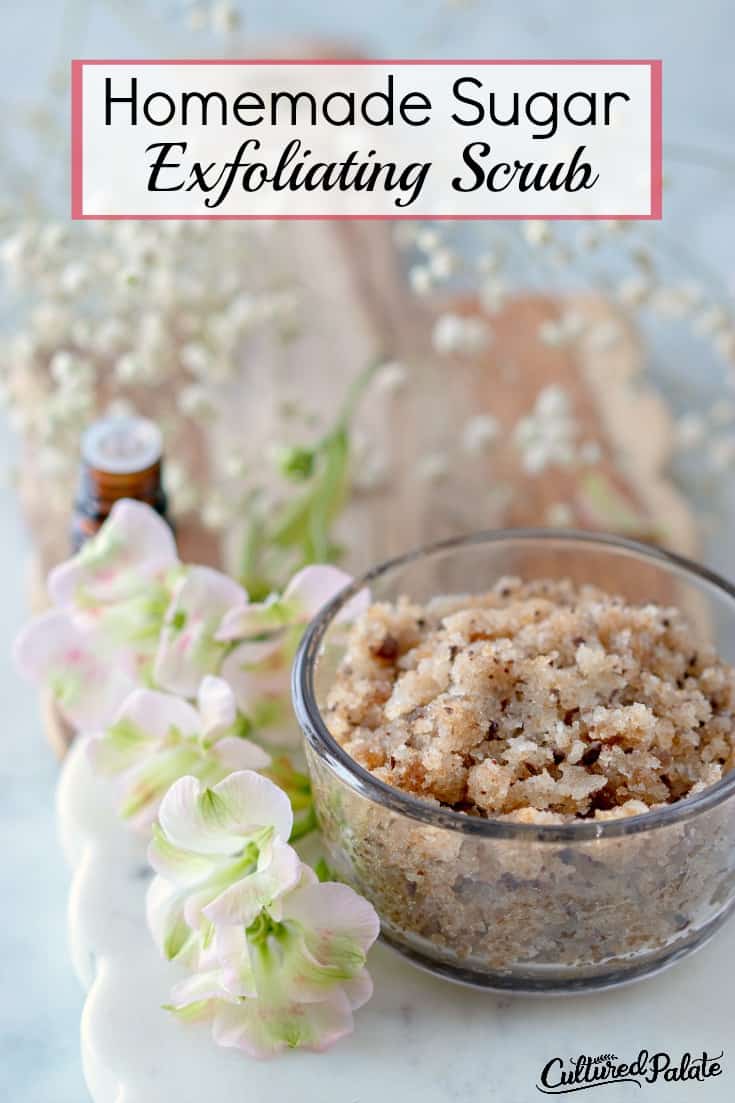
[374,361,408,395]
[461,414,500,454]
[523,220,551,247]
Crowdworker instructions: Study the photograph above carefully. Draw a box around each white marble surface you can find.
[60,732,735,1103]
[0,427,87,1102]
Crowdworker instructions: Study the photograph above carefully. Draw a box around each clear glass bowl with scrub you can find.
[292,530,735,994]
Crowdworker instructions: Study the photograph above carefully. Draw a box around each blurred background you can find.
[1,2,733,1099]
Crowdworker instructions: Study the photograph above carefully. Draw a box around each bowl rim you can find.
[292,528,735,842]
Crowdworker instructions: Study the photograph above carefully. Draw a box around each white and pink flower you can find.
[154,566,247,696]
[90,679,270,830]
[152,771,379,1058]
[217,564,366,641]
[14,500,381,1058]
[13,609,136,730]
[48,498,178,611]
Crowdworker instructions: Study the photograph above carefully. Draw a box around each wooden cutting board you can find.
[19,220,696,756]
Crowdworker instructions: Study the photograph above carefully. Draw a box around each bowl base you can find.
[380,903,735,996]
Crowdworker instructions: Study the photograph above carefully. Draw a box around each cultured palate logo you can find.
[536,1049,724,1094]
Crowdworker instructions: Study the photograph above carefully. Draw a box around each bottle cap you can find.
[81,416,163,474]
[71,415,170,550]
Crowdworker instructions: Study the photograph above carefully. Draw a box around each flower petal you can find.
[216,596,286,642]
[213,926,257,999]
[87,719,158,776]
[274,933,370,1007]
[158,771,293,855]
[147,822,219,886]
[168,970,226,1012]
[281,881,380,956]
[155,566,247,696]
[283,565,368,625]
[203,839,301,926]
[119,746,203,828]
[146,875,197,963]
[212,990,354,1058]
[48,499,177,607]
[206,768,294,843]
[340,967,374,1011]
[212,737,271,772]
[219,640,291,716]
[94,583,170,655]
[197,675,237,739]
[112,688,201,742]
[13,609,135,730]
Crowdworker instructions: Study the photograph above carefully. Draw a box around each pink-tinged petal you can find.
[212,737,271,772]
[215,597,283,642]
[226,637,285,665]
[339,967,374,1011]
[212,990,354,1058]
[213,927,257,999]
[13,609,136,730]
[86,715,159,776]
[219,641,290,715]
[159,771,293,855]
[281,882,380,955]
[197,675,237,739]
[267,861,320,922]
[46,559,91,608]
[203,839,301,926]
[113,688,200,742]
[13,610,76,680]
[48,499,177,607]
[169,970,226,1011]
[155,567,247,696]
[283,566,369,625]
[254,720,303,750]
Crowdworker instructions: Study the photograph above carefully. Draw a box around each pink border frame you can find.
[71,58,663,221]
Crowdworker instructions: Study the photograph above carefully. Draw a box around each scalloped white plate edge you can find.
[58,736,735,1103]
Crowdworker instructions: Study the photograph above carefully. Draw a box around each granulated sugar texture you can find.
[325,577,735,823]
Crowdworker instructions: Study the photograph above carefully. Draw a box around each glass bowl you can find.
[292,530,735,994]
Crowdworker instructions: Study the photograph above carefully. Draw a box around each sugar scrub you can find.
[325,577,735,822]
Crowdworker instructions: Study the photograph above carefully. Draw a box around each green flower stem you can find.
[239,356,383,597]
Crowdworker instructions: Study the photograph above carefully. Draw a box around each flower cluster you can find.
[394,210,735,539]
[14,498,379,1056]
[0,214,394,597]
[149,771,379,1057]
[0,218,298,527]
[14,499,361,828]
[513,384,600,475]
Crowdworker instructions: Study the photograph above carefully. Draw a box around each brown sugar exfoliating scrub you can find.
[325,577,735,823]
